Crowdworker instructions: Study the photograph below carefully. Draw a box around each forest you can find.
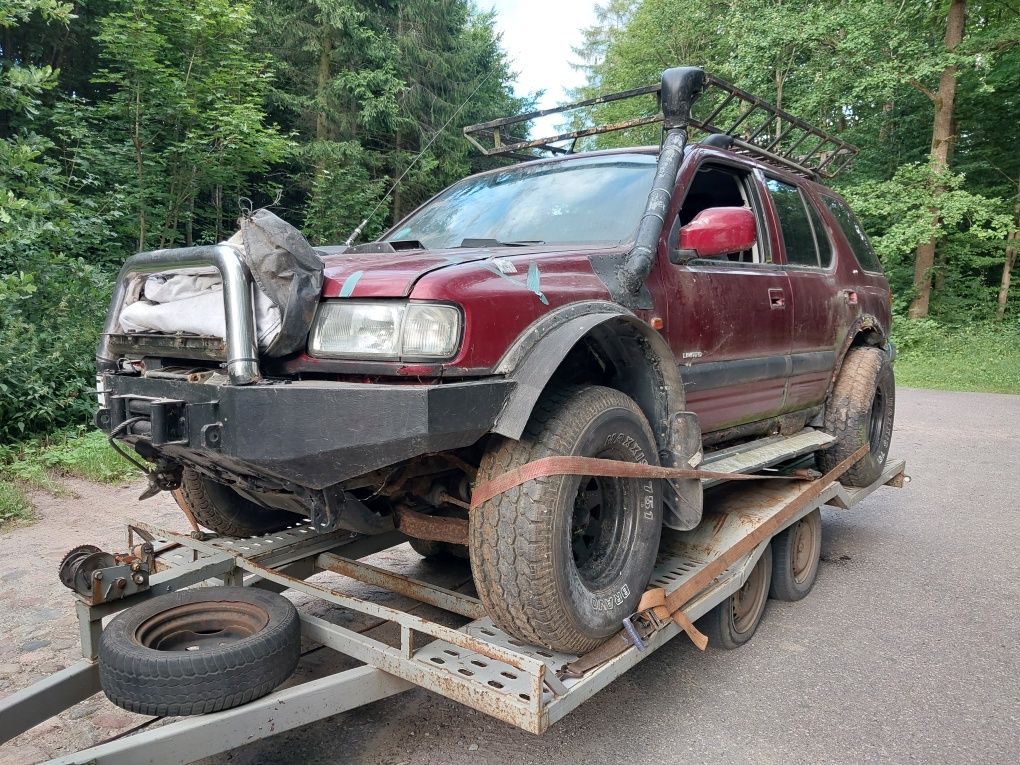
[1,0,1018,448]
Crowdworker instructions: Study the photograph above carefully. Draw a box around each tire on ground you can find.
[700,544,772,650]
[769,508,822,601]
[98,586,300,716]
[175,468,296,538]
[469,384,662,654]
[817,346,895,488]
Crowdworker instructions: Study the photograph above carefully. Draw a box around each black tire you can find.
[817,347,895,488]
[769,509,822,601]
[408,538,469,560]
[470,385,662,654]
[98,587,300,716]
[700,544,773,650]
[175,468,295,538]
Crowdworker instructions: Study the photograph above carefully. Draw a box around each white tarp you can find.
[118,242,283,351]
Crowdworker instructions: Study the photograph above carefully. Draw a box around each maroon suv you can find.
[97,67,894,653]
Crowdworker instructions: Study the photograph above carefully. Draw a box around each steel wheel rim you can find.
[134,600,270,652]
[868,387,886,456]
[730,555,768,634]
[790,516,819,584]
[570,473,627,586]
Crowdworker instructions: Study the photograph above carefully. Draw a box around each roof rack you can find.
[463,71,858,179]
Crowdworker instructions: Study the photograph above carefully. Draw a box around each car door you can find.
[658,157,792,435]
[760,175,841,410]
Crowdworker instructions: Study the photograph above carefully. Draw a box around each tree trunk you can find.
[315,32,332,144]
[133,88,146,252]
[908,0,966,320]
[997,185,1020,320]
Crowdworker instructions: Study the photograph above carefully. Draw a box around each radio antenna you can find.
[345,70,494,246]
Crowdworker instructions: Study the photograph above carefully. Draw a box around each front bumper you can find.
[97,374,514,489]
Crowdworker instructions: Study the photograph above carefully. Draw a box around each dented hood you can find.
[319,247,505,298]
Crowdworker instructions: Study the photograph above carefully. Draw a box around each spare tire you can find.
[99,587,300,716]
[175,469,296,538]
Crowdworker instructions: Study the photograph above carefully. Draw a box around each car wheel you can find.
[175,469,296,538]
[469,385,662,654]
[700,544,773,650]
[769,509,822,601]
[98,587,300,716]
[817,346,895,488]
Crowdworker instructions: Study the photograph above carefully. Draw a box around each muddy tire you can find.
[817,347,895,488]
[98,587,300,716]
[769,509,822,601]
[175,469,295,538]
[700,544,772,650]
[469,385,662,654]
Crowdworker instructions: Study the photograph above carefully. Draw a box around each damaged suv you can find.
[96,67,894,653]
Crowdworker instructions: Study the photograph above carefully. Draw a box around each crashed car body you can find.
[97,67,894,652]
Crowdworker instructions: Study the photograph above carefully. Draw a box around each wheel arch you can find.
[491,301,686,460]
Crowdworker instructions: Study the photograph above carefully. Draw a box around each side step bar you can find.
[700,428,836,488]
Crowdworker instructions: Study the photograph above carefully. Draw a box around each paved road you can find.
[3,388,1018,764]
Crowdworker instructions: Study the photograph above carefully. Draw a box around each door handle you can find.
[768,288,786,309]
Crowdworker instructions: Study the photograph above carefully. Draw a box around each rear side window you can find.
[821,196,884,273]
[764,178,819,266]
[806,201,833,268]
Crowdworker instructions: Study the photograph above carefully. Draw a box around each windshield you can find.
[384,154,656,249]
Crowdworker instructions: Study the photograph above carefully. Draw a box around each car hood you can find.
[318,244,608,298]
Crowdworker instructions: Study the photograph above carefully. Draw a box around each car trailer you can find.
[1,454,906,765]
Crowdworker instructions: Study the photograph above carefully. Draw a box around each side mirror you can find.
[671,207,756,263]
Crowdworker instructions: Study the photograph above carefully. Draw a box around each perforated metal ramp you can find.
[701,428,835,487]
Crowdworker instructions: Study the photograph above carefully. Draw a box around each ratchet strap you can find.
[557,444,868,680]
[469,456,819,511]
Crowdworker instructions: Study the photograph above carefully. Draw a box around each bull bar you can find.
[96,244,261,386]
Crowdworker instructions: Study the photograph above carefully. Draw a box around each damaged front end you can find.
[95,212,512,534]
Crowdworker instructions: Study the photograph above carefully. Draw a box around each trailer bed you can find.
[0,459,906,765]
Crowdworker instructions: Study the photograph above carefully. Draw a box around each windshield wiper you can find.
[458,238,545,248]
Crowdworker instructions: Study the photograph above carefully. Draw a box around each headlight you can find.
[308,301,461,360]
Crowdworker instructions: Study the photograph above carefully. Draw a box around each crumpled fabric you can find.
[118,209,323,357]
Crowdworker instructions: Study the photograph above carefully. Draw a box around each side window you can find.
[806,200,833,269]
[821,196,884,273]
[764,177,819,267]
[672,164,768,264]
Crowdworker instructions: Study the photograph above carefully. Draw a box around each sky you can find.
[486,0,600,131]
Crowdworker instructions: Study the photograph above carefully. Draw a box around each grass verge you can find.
[0,429,138,530]
[893,320,1020,394]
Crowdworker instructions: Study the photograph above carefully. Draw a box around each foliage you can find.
[893,320,1020,394]
[0,0,522,443]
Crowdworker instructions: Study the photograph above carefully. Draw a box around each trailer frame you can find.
[0,459,906,765]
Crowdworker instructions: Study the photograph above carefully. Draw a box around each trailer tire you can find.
[175,469,295,538]
[818,346,895,488]
[99,587,300,716]
[470,385,662,654]
[700,544,772,650]
[769,509,822,601]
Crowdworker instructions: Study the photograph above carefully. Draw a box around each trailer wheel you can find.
[701,544,772,650]
[818,346,895,488]
[470,385,662,654]
[99,587,300,716]
[175,469,295,538]
[769,509,822,601]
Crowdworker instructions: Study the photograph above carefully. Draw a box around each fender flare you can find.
[491,301,685,444]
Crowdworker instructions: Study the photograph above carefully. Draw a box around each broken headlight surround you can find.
[308,301,462,361]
